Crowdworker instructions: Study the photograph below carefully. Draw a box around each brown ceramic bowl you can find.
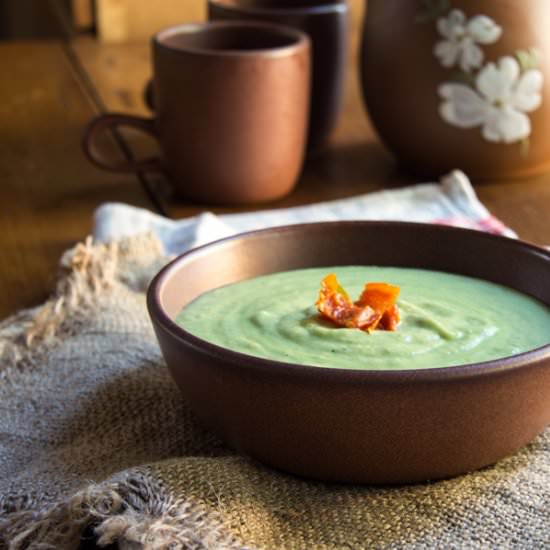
[147,222,550,484]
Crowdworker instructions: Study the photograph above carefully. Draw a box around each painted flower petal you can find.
[439,83,487,127]
[458,39,484,72]
[482,106,530,143]
[480,107,502,142]
[512,69,544,112]
[476,56,520,102]
[466,15,502,44]
[434,40,460,68]
[437,9,466,39]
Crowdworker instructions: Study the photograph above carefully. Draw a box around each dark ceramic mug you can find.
[83,22,311,205]
[208,0,348,153]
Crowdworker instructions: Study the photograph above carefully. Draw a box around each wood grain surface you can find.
[96,0,206,43]
[0,42,153,319]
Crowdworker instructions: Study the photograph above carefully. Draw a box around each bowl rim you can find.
[147,220,550,382]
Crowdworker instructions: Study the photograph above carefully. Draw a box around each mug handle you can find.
[143,79,155,111]
[82,113,162,173]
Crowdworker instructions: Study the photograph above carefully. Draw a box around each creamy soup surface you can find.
[176,266,550,370]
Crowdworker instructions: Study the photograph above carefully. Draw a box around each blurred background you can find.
[0,0,204,41]
[0,0,363,41]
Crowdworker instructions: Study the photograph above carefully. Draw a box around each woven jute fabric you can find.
[0,234,548,550]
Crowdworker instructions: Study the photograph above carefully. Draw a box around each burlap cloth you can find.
[0,234,548,549]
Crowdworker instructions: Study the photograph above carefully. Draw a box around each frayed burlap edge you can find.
[0,470,245,550]
[0,236,119,373]
[0,235,247,549]
[0,233,168,373]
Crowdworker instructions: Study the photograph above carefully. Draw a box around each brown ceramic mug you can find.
[208,0,348,153]
[83,22,311,205]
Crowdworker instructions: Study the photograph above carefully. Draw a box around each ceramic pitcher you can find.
[360,0,550,179]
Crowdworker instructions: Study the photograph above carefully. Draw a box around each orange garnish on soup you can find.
[316,274,400,332]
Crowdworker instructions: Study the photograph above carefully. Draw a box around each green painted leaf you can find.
[415,0,451,24]
[451,71,476,87]
[515,48,541,71]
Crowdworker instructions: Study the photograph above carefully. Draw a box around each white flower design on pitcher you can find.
[434,9,502,72]
[439,56,543,143]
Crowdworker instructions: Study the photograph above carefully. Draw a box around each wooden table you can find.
[2,27,550,320]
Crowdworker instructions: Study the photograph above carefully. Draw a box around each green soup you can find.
[176,266,550,370]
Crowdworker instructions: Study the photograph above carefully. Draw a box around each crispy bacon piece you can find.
[380,304,400,331]
[316,274,400,332]
[357,282,401,332]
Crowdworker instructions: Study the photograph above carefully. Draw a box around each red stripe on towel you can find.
[433,216,509,236]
